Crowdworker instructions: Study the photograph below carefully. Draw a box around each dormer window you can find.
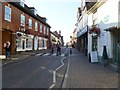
[29,7,37,15]
[20,0,25,7]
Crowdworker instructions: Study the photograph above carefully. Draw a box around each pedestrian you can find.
[4,41,11,59]
[50,44,54,54]
[56,44,61,56]
[70,45,72,54]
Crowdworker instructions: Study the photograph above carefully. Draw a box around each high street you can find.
[2,47,69,88]
[2,47,118,89]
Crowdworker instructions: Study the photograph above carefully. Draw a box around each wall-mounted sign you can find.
[103,15,110,23]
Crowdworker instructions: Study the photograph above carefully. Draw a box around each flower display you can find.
[89,26,100,36]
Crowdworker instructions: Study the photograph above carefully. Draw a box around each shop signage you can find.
[103,15,110,23]
[90,51,98,63]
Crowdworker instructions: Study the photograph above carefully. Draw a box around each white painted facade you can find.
[88,0,119,61]
[16,32,34,51]
[38,37,47,50]
[34,36,38,50]
[16,32,48,51]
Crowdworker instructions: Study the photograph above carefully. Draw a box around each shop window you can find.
[92,36,97,51]
[26,39,32,48]
[16,39,22,49]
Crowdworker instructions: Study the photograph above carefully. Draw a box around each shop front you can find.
[106,27,120,65]
[77,26,88,55]
[16,32,33,51]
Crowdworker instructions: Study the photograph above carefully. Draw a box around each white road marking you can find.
[49,57,66,89]
[49,83,55,89]
[52,53,56,56]
[43,53,50,56]
[61,54,65,57]
[48,70,53,73]
[35,53,43,56]
[61,53,70,88]
[40,66,47,69]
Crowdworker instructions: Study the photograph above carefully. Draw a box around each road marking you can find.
[49,83,55,89]
[61,54,65,57]
[52,53,56,56]
[35,53,43,56]
[48,70,53,73]
[49,57,66,89]
[53,71,56,83]
[61,53,70,88]
[43,53,50,56]
[40,66,47,69]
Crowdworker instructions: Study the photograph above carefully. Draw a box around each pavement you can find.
[62,49,119,88]
[1,49,51,66]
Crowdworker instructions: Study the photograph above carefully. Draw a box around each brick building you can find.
[1,1,51,55]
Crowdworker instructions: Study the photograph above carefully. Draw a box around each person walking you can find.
[50,44,54,54]
[56,44,61,56]
[4,41,11,59]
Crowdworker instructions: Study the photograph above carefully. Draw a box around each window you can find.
[44,26,46,34]
[47,27,49,35]
[4,6,11,21]
[26,39,32,48]
[20,0,25,7]
[35,22,38,31]
[46,27,47,35]
[93,11,98,25]
[40,23,42,33]
[29,19,32,29]
[16,39,22,49]
[21,14,25,26]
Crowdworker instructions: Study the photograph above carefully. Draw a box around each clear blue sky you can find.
[25,0,80,44]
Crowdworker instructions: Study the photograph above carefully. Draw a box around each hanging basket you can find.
[89,26,100,36]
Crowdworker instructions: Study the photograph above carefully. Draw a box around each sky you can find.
[25,0,80,44]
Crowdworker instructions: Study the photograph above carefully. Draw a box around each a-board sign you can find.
[90,51,98,63]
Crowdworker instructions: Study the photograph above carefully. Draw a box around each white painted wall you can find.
[97,0,119,58]
[34,36,38,50]
[88,13,93,54]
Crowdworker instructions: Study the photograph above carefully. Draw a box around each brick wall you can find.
[2,2,51,54]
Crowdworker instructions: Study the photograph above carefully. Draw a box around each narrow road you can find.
[2,47,68,88]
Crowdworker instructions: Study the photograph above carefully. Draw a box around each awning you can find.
[105,26,120,32]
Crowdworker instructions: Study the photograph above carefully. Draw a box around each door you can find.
[113,31,120,64]
[117,32,120,64]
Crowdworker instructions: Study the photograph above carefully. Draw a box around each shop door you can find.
[113,31,120,64]
[117,33,120,64]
